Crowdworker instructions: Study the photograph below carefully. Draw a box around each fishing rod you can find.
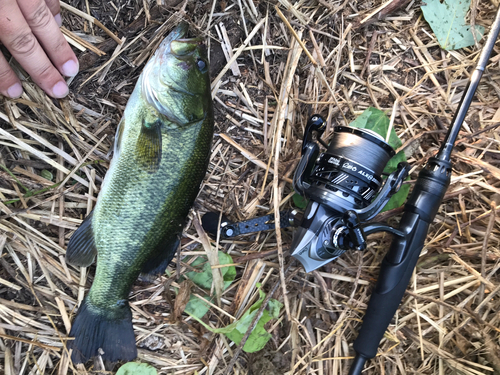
[202,6,500,373]
[348,7,500,375]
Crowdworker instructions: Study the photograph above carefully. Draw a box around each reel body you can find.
[291,116,409,272]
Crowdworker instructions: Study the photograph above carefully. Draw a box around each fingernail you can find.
[7,83,23,98]
[52,81,69,98]
[61,59,79,77]
[55,13,62,27]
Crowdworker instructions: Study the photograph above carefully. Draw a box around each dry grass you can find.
[1,0,500,374]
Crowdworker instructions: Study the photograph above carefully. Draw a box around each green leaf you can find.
[349,107,409,211]
[116,362,157,375]
[383,150,405,175]
[40,170,53,181]
[184,294,212,319]
[185,251,235,289]
[349,107,401,149]
[421,0,484,51]
[381,151,410,211]
[183,251,236,319]
[292,193,308,209]
[225,292,282,353]
[186,287,283,353]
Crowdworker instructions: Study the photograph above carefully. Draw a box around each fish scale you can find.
[65,23,214,364]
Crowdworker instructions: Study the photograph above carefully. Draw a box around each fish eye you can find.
[197,58,207,72]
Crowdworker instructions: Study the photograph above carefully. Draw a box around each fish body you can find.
[66,23,213,363]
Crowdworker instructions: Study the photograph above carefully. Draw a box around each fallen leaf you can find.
[172,280,193,322]
[116,362,157,375]
[183,251,236,319]
[186,287,283,353]
[421,0,484,50]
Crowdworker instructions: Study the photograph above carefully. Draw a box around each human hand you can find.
[0,0,79,99]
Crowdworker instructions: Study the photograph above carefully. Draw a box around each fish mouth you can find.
[168,22,189,41]
[160,22,203,58]
[170,38,203,57]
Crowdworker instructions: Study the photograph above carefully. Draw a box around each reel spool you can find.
[305,126,395,212]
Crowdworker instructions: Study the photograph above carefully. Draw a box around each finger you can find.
[44,0,61,26]
[0,1,69,98]
[18,0,79,77]
[0,53,23,98]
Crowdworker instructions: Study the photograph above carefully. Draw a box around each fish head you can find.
[142,23,211,125]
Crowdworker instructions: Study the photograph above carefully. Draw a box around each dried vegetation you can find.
[1,0,500,374]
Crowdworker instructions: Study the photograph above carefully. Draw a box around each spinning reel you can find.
[291,116,408,272]
[203,115,410,273]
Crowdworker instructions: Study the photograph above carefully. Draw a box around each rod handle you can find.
[352,212,429,360]
[351,157,451,368]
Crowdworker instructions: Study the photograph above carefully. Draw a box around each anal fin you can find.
[141,238,180,276]
[66,211,97,267]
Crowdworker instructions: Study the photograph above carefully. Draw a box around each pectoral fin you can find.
[136,119,162,172]
[66,211,97,267]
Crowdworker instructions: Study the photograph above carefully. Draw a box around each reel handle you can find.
[201,210,299,239]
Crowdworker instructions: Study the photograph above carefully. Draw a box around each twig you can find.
[479,201,496,302]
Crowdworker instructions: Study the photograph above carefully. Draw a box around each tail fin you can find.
[68,298,136,364]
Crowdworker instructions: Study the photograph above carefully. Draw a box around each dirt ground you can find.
[1,0,500,374]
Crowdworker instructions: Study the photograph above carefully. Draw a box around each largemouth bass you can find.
[65,23,214,363]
